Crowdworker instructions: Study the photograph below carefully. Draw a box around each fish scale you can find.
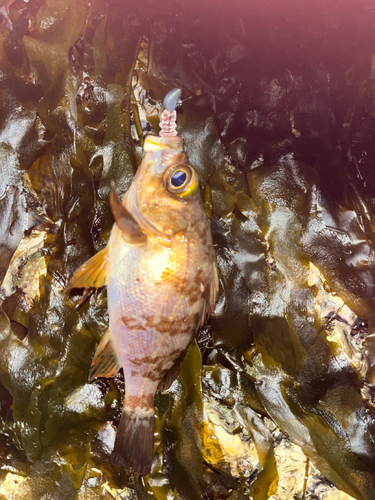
[67,89,218,475]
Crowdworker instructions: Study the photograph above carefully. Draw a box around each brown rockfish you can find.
[67,90,218,475]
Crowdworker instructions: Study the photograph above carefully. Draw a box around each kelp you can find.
[0,0,375,499]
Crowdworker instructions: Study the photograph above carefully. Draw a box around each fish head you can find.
[126,135,203,237]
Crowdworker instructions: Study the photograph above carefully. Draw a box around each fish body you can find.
[68,132,218,474]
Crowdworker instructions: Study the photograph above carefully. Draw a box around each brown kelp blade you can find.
[111,408,155,475]
[66,247,109,290]
[110,183,147,244]
[89,328,121,381]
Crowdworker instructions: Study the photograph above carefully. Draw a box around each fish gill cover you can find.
[0,0,374,499]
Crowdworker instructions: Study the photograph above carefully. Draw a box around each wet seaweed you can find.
[0,1,374,499]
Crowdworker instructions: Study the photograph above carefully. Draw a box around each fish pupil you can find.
[171,170,187,187]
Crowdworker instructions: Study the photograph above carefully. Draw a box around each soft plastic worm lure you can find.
[159,88,182,137]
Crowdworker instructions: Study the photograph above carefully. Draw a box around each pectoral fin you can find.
[66,247,109,290]
[89,328,121,381]
[110,183,147,244]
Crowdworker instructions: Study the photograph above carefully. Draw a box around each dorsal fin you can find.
[110,184,147,245]
[66,247,109,290]
[89,328,121,381]
[157,350,186,391]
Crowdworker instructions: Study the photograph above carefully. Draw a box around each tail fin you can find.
[111,409,155,475]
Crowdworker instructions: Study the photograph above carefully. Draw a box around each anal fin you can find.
[66,247,109,290]
[89,328,121,381]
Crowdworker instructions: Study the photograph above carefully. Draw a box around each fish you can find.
[67,89,219,475]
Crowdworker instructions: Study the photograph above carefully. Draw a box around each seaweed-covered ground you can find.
[0,0,375,499]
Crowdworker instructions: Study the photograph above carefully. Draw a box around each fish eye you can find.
[171,170,187,187]
[165,165,199,198]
